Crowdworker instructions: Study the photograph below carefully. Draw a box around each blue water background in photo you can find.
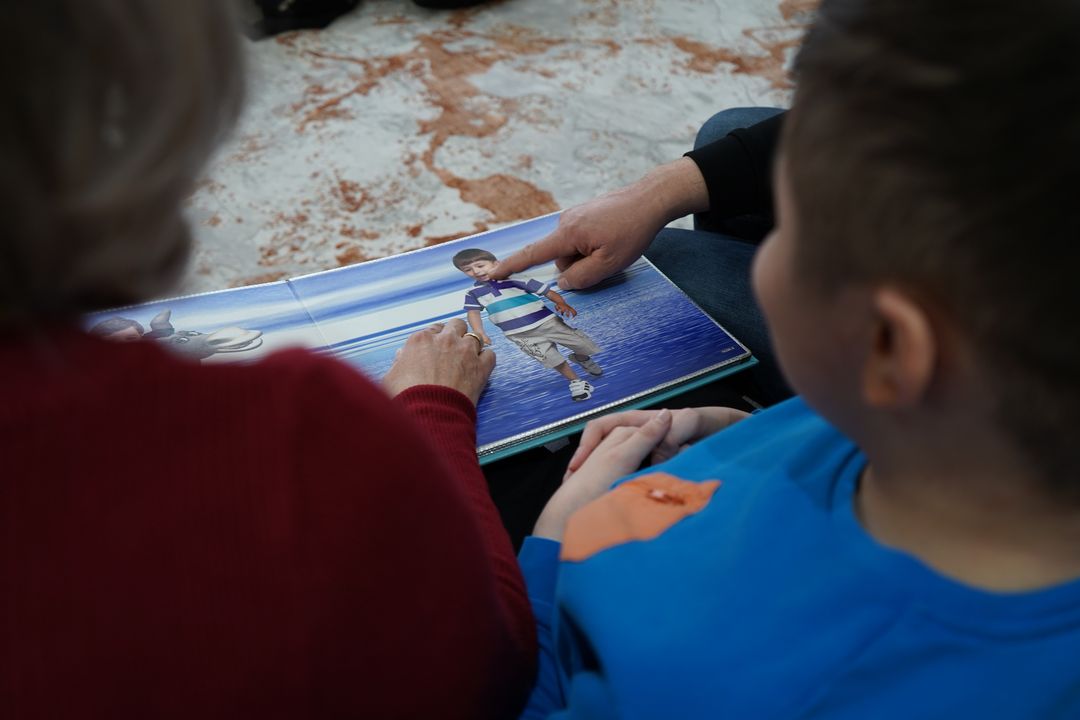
[287,214,750,449]
[83,214,751,450]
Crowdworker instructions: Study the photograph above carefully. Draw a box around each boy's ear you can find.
[861,287,936,408]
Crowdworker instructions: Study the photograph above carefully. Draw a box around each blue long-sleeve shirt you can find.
[519,398,1080,719]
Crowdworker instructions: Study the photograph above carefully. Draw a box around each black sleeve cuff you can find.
[684,111,785,220]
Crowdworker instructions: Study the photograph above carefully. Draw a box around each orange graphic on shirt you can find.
[561,473,722,562]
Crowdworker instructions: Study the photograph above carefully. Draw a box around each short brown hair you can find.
[0,0,244,325]
[785,0,1080,490]
[452,249,498,269]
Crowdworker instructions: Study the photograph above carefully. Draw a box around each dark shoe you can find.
[412,0,491,8]
[249,0,360,38]
[569,353,603,376]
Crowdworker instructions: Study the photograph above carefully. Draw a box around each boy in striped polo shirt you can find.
[453,248,603,401]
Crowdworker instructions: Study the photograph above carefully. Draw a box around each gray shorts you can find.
[507,317,601,369]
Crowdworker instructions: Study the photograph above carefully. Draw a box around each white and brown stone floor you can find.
[182,0,815,294]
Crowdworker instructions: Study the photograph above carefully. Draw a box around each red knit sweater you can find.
[0,328,536,719]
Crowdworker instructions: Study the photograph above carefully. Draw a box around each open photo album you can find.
[84,213,756,463]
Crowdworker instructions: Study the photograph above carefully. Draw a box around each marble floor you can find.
[182,0,816,294]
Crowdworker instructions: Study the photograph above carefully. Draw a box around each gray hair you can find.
[89,316,144,337]
[0,0,245,326]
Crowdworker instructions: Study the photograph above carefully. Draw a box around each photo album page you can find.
[85,213,756,462]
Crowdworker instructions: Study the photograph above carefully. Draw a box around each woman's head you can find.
[0,0,244,326]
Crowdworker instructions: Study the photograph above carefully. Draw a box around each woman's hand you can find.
[533,409,674,541]
[383,318,496,406]
[565,406,750,478]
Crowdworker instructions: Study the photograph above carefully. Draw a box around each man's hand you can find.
[490,158,709,290]
[564,406,750,478]
[383,318,496,406]
[533,409,674,541]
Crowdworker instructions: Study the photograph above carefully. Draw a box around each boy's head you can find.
[756,0,1080,489]
[453,249,499,281]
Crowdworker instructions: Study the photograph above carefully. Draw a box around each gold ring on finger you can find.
[463,332,484,354]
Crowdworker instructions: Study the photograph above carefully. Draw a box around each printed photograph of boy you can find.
[286,213,751,453]
[453,248,602,402]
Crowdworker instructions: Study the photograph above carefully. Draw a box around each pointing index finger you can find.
[490,228,566,279]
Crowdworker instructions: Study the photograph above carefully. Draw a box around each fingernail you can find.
[558,277,571,290]
[657,408,671,422]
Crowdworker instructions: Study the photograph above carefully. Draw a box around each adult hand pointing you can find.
[490,157,710,290]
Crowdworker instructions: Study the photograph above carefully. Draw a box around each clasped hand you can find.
[567,406,751,476]
[533,406,749,541]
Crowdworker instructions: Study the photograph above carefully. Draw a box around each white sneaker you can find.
[569,379,594,401]
[570,353,603,376]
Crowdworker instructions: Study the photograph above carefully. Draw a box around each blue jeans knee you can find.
[694,106,786,151]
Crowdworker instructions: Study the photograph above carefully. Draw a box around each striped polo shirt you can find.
[463,278,555,335]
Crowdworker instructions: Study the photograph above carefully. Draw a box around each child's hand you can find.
[534,409,673,541]
[477,330,492,345]
[564,406,750,479]
[554,301,578,318]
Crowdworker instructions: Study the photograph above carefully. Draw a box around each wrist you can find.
[533,483,596,541]
[533,501,571,541]
[698,406,750,436]
[395,384,477,413]
[637,157,710,223]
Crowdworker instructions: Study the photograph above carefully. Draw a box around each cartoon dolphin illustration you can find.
[91,309,263,362]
